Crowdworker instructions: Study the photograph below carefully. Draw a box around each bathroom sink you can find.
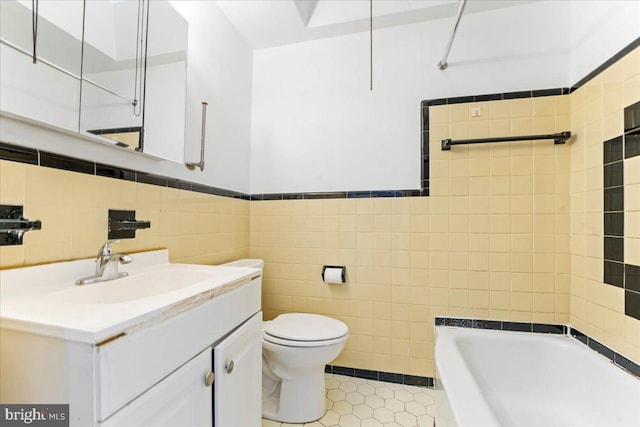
[0,249,262,343]
[60,269,212,304]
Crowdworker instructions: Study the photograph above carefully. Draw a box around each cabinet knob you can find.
[204,371,215,387]
[226,360,234,374]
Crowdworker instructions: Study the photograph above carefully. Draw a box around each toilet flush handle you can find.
[226,360,234,374]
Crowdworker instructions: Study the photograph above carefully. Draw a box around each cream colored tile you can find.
[510,98,532,118]
[0,160,26,204]
[532,97,555,117]
[489,100,510,120]
[26,165,73,206]
[0,246,25,268]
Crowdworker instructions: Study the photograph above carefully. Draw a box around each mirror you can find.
[0,0,188,163]
[0,0,84,131]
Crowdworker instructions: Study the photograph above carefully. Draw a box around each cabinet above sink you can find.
[0,0,188,163]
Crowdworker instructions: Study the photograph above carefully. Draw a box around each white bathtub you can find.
[435,326,640,427]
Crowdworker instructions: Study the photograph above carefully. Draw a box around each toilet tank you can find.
[221,259,264,270]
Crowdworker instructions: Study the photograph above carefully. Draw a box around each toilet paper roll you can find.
[322,266,345,284]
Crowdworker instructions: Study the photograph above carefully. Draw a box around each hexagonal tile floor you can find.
[261,373,436,427]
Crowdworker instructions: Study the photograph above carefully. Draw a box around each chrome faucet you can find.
[76,240,133,285]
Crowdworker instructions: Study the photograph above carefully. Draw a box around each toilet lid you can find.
[264,313,348,342]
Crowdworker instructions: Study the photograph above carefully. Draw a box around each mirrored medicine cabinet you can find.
[0,0,188,163]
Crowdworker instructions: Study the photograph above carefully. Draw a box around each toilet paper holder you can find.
[322,265,346,284]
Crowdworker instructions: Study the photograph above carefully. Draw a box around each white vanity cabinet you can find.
[101,312,263,427]
[100,348,213,427]
[0,251,263,427]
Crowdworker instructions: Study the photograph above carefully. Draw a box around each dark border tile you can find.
[191,183,211,195]
[332,366,355,377]
[167,178,192,191]
[435,317,445,326]
[604,162,624,188]
[260,194,283,201]
[447,96,474,105]
[425,98,446,107]
[604,237,624,262]
[378,372,403,384]
[532,88,564,97]
[502,321,532,332]
[371,190,400,198]
[503,90,532,100]
[354,369,379,381]
[347,191,372,198]
[0,142,38,165]
[421,107,429,132]
[625,290,640,321]
[532,323,566,334]
[570,328,588,345]
[136,172,167,187]
[604,261,624,288]
[282,193,304,200]
[588,338,615,361]
[474,93,502,102]
[614,353,640,378]
[303,192,328,199]
[475,320,502,330]
[604,212,624,237]
[625,132,640,159]
[40,151,94,175]
[624,100,640,133]
[604,187,624,212]
[625,264,640,292]
[327,366,435,387]
[96,163,136,181]
[603,136,623,164]
[403,375,434,387]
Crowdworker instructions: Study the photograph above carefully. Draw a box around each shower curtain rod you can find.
[438,0,467,70]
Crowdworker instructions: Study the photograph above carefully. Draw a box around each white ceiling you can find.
[215,0,536,49]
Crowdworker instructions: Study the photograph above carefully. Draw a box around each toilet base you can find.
[262,369,326,423]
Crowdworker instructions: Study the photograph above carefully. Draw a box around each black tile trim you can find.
[0,142,38,165]
[436,317,566,335]
[421,87,570,108]
[0,141,249,200]
[40,151,95,175]
[570,328,640,378]
[96,163,136,182]
[136,172,167,187]
[325,365,435,388]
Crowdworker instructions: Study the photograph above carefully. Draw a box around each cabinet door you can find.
[214,312,262,427]
[101,348,213,427]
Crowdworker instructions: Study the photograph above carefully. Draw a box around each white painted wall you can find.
[250,1,574,194]
[1,1,253,193]
[569,1,640,85]
[171,1,253,192]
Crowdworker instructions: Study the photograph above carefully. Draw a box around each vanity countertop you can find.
[0,250,260,344]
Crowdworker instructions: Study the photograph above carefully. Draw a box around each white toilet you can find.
[222,259,349,424]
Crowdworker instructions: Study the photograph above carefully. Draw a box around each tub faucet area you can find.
[76,240,133,285]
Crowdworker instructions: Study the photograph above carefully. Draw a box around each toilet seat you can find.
[263,333,348,347]
[263,313,348,348]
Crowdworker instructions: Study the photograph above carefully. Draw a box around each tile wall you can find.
[569,46,640,364]
[251,93,572,377]
[0,160,250,268]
